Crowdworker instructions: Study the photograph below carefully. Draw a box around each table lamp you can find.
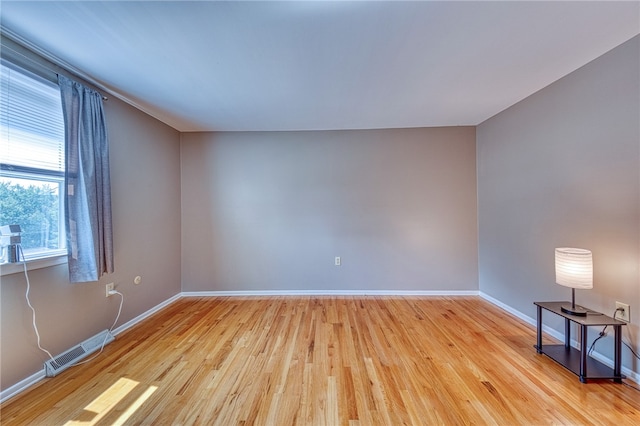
[555,247,593,316]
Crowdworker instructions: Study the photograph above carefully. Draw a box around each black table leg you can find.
[614,325,622,383]
[580,324,588,383]
[534,302,627,384]
[536,305,542,353]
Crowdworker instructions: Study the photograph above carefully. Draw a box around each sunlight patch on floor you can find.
[112,384,158,426]
[63,377,156,426]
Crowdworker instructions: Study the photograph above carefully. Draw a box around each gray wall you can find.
[477,36,639,374]
[0,90,182,390]
[4,31,637,394]
[181,127,478,292]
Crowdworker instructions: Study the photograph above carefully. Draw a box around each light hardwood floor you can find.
[2,296,639,425]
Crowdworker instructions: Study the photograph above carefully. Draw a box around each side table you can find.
[534,301,626,383]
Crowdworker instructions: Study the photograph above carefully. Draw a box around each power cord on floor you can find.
[623,381,640,392]
[623,340,640,359]
[613,309,640,362]
[18,245,57,365]
[69,289,123,367]
[615,310,640,393]
[587,307,640,393]
[17,244,124,369]
[587,308,620,356]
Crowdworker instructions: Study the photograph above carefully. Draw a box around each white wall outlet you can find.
[335,256,341,266]
[106,283,115,297]
[615,302,630,322]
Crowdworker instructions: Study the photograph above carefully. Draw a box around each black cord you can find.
[623,381,640,392]
[612,309,640,360]
[624,341,640,359]
[588,326,607,356]
[587,308,620,356]
[587,309,640,392]
[602,308,640,392]
[611,309,640,392]
[612,307,625,319]
[587,308,640,358]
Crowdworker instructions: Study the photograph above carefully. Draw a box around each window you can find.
[0,60,66,262]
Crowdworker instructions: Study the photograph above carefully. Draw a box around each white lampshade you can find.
[555,248,593,289]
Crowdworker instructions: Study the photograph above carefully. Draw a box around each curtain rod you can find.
[1,27,108,100]
[0,26,175,130]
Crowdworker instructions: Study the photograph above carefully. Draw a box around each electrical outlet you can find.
[615,302,630,323]
[335,256,341,266]
[106,283,115,297]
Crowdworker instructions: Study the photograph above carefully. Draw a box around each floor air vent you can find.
[44,329,115,377]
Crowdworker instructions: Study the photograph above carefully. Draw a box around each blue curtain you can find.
[59,75,114,283]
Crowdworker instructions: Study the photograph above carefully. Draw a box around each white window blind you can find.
[0,61,64,174]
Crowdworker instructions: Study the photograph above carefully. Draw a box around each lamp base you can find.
[560,304,588,316]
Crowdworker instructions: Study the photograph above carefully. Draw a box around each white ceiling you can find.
[1,1,638,132]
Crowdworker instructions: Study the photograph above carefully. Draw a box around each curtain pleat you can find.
[59,75,113,282]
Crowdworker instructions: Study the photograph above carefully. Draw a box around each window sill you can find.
[0,253,67,276]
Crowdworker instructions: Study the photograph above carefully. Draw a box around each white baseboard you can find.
[479,292,640,385]
[0,293,183,404]
[181,289,480,297]
[112,293,182,336]
[4,290,636,404]
[0,369,46,404]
